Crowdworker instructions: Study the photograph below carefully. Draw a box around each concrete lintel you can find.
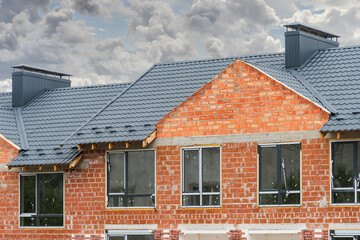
[329,223,360,229]
[151,130,321,147]
[236,223,307,231]
[105,224,158,230]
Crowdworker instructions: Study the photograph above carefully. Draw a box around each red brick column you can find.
[301,229,314,240]
[322,230,329,240]
[154,230,163,240]
[227,230,246,240]
[169,230,182,240]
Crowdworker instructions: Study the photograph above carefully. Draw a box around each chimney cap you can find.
[12,65,71,79]
[284,22,340,40]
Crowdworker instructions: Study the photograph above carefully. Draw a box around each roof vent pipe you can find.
[284,23,340,69]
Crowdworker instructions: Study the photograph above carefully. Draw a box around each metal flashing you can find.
[13,107,29,150]
[289,69,336,113]
[244,61,330,114]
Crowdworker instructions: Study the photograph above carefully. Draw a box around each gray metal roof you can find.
[7,83,131,166]
[297,46,360,132]
[63,53,329,146]
[0,93,21,146]
[3,45,360,166]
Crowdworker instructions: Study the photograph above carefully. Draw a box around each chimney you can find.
[284,23,340,69]
[12,65,71,107]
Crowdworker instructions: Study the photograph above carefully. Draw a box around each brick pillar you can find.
[301,229,314,240]
[153,230,163,240]
[227,230,246,240]
[169,230,182,240]
[322,230,329,240]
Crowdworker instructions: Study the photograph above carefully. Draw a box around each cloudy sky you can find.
[0,0,359,92]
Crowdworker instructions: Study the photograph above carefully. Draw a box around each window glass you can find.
[20,175,36,214]
[202,148,220,192]
[20,173,63,227]
[38,174,63,215]
[128,235,155,240]
[108,235,154,240]
[109,153,125,193]
[128,151,155,194]
[107,150,155,208]
[109,237,125,240]
[281,144,300,191]
[182,147,221,207]
[333,142,354,188]
[260,147,277,190]
[183,150,199,192]
[258,143,301,206]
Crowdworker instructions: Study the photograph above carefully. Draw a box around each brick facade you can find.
[0,59,351,239]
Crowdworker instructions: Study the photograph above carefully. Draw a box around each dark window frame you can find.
[106,230,154,240]
[331,230,360,239]
[19,172,64,228]
[106,149,156,209]
[331,141,360,205]
[181,146,221,208]
[258,142,302,207]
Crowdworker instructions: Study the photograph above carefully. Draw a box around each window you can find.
[20,173,63,227]
[331,230,360,239]
[107,230,154,240]
[331,141,360,205]
[107,150,155,208]
[258,143,301,206]
[181,147,221,207]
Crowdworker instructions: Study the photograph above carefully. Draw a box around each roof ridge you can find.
[45,81,133,92]
[60,64,157,146]
[155,52,284,66]
[317,45,360,52]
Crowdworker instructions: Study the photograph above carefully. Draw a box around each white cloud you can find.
[284,5,360,46]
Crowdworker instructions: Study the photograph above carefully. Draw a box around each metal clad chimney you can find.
[12,65,71,107]
[284,23,340,69]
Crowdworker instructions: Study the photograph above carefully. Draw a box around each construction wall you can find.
[0,60,353,239]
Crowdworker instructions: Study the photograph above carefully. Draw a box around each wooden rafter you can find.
[69,154,83,168]
[337,132,341,140]
[142,130,157,148]
[6,166,11,171]
[91,144,96,150]
[126,142,132,148]
[78,145,83,150]
[39,166,43,171]
[320,132,327,139]
[109,143,114,150]
[21,167,27,171]
[54,165,57,171]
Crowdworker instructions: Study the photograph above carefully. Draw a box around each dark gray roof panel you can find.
[0,108,21,146]
[297,46,360,132]
[7,83,131,166]
[65,58,239,145]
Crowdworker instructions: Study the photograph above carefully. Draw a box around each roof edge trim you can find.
[0,133,21,150]
[60,64,157,146]
[245,61,331,114]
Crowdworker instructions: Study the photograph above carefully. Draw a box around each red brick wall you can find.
[0,59,343,239]
[157,59,329,138]
[0,140,356,239]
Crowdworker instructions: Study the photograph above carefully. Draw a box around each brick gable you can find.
[157,60,329,138]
